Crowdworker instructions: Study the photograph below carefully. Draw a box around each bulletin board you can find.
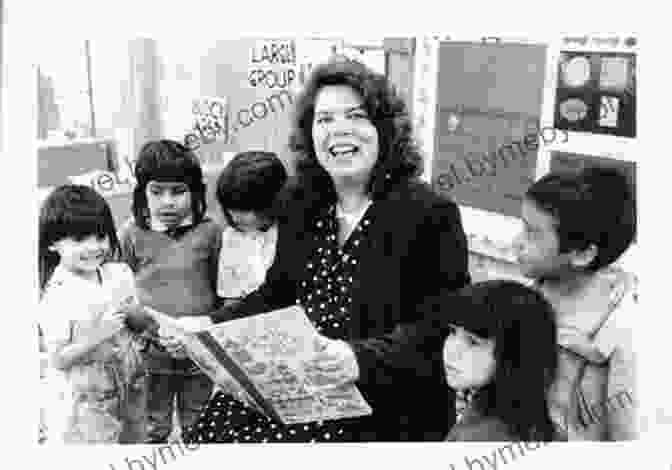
[431,41,547,217]
[553,51,636,138]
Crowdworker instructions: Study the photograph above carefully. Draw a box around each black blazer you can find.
[211,178,470,441]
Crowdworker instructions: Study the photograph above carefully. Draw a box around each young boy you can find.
[514,165,638,441]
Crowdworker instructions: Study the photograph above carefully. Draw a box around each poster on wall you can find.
[184,96,230,151]
[249,39,299,90]
[431,41,547,217]
[553,51,636,138]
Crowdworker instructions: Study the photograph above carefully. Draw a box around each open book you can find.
[144,305,372,425]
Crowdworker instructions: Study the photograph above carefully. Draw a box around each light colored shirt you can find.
[149,214,194,233]
[39,262,143,443]
[542,267,638,441]
[335,199,373,245]
[217,224,278,299]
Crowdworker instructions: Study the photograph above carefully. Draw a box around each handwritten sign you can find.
[184,96,230,151]
[249,39,297,89]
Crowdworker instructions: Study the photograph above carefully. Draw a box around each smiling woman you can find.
[185,59,471,444]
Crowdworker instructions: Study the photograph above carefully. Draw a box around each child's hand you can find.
[120,304,156,334]
[159,335,189,359]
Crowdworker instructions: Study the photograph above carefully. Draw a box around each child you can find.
[39,185,147,444]
[440,281,559,442]
[515,165,638,440]
[119,139,222,443]
[214,151,287,307]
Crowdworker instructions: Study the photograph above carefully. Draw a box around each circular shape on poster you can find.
[562,56,591,87]
[559,98,588,122]
[446,113,460,132]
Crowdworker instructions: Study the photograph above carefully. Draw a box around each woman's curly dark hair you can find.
[288,58,423,207]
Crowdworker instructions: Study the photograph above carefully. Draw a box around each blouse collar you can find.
[149,214,194,233]
[335,199,373,226]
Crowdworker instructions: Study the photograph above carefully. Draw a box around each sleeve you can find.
[349,199,471,387]
[39,289,74,353]
[558,327,609,364]
[118,219,138,272]
[605,344,638,440]
[593,274,637,358]
[117,263,140,304]
[595,277,639,440]
[209,212,298,323]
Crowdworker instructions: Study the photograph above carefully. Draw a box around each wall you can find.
[407,35,639,282]
[36,35,640,282]
[155,37,338,174]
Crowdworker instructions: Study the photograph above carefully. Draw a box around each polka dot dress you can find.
[183,205,374,444]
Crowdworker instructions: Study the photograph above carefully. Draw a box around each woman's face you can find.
[442,324,496,391]
[311,85,380,185]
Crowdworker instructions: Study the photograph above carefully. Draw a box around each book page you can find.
[142,306,266,414]
[201,305,373,424]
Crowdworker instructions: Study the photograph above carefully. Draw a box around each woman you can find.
[184,58,470,443]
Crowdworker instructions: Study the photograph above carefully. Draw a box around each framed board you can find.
[431,41,547,217]
[553,51,636,138]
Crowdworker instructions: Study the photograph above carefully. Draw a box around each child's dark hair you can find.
[526,165,636,272]
[131,139,207,229]
[39,185,121,293]
[215,151,287,230]
[447,280,559,441]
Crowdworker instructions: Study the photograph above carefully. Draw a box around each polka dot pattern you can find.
[182,205,374,444]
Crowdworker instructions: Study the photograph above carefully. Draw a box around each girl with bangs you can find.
[440,281,561,441]
[39,185,148,443]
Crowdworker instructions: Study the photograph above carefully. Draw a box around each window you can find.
[37,39,94,142]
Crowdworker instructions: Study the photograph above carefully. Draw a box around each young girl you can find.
[119,139,221,443]
[39,185,147,444]
[515,165,638,440]
[214,151,287,307]
[440,280,560,442]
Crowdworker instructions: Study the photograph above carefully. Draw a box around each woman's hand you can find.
[307,335,360,389]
